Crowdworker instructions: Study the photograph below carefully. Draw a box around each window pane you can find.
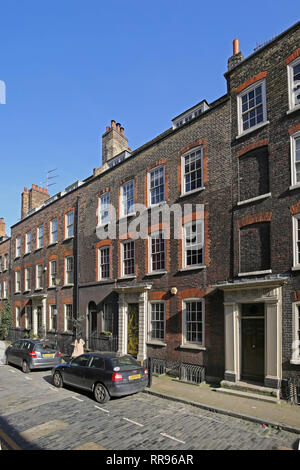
[185,301,203,344]
[151,303,165,340]
[151,233,165,271]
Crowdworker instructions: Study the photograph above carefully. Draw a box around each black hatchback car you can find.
[52,352,148,403]
[4,339,62,373]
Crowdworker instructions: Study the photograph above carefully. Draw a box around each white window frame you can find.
[182,298,205,347]
[49,260,57,287]
[182,220,204,269]
[64,303,73,332]
[99,192,111,226]
[4,254,8,271]
[120,180,135,218]
[25,231,31,254]
[15,236,21,258]
[98,246,111,280]
[181,147,204,195]
[49,304,57,331]
[290,131,300,188]
[37,225,44,249]
[148,230,166,273]
[291,302,300,364]
[121,240,135,277]
[148,165,166,207]
[65,210,74,239]
[15,270,21,293]
[25,305,32,330]
[149,301,166,343]
[292,214,300,269]
[15,306,21,328]
[36,263,43,289]
[3,280,8,299]
[25,267,31,292]
[50,218,58,244]
[237,79,267,136]
[65,256,74,285]
[288,56,300,111]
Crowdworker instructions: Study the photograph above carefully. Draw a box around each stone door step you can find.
[211,387,280,403]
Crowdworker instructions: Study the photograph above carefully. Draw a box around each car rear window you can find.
[111,356,141,371]
[34,343,55,352]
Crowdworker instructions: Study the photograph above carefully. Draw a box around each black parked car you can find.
[4,339,62,373]
[52,352,148,403]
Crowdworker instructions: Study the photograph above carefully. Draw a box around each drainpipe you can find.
[75,194,82,341]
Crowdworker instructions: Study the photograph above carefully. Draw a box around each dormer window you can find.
[172,101,209,129]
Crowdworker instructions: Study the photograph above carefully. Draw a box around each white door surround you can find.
[114,284,152,363]
[218,278,287,389]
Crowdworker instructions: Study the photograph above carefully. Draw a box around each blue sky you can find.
[0,0,298,235]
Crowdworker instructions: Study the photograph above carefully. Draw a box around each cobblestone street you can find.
[0,364,299,450]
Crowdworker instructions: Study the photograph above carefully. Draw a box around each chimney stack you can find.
[227,37,244,71]
[0,218,6,238]
[21,184,50,219]
[102,120,130,164]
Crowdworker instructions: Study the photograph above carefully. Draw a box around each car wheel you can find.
[53,371,63,388]
[94,383,110,404]
[22,360,30,374]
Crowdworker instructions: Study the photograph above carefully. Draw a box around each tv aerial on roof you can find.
[40,168,59,192]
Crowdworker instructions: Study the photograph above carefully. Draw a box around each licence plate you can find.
[44,353,54,358]
[129,374,141,380]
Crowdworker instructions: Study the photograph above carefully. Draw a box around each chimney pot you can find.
[120,127,124,135]
[111,120,116,129]
[106,126,110,132]
[116,122,121,132]
[233,38,239,55]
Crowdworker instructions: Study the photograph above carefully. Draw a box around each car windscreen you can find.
[111,356,141,371]
[34,343,56,351]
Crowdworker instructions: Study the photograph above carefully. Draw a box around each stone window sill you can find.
[179,265,206,272]
[145,271,168,277]
[286,105,300,116]
[238,269,272,277]
[180,343,206,351]
[179,187,205,199]
[290,359,300,365]
[147,340,167,347]
[48,242,58,248]
[237,193,271,206]
[236,121,270,140]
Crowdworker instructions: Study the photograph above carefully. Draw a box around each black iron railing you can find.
[147,357,205,385]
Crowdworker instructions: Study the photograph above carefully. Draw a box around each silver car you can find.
[4,339,62,373]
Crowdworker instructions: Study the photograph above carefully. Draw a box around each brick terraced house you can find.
[4,20,300,395]
[9,183,82,352]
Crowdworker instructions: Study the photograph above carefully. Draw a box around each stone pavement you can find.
[1,340,299,436]
[144,375,300,435]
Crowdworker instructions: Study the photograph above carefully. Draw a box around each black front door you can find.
[241,303,265,383]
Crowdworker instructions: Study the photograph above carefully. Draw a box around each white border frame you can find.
[237,79,267,136]
[181,298,205,348]
[290,130,300,188]
[181,146,204,196]
[287,56,300,112]
[147,164,166,208]
[148,300,166,344]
